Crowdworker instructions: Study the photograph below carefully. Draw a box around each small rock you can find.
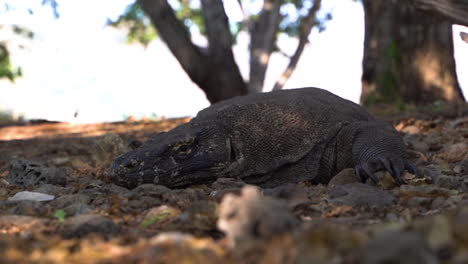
[210,177,245,190]
[217,185,298,245]
[8,191,55,202]
[33,184,69,196]
[125,184,172,209]
[421,165,443,183]
[426,215,453,253]
[63,214,119,238]
[8,159,67,187]
[102,184,133,198]
[0,200,50,216]
[140,205,180,228]
[132,184,171,197]
[150,232,195,245]
[406,197,432,208]
[0,215,47,235]
[453,208,468,245]
[93,132,129,162]
[263,183,309,207]
[402,125,420,134]
[109,232,229,264]
[412,141,430,153]
[51,157,70,166]
[296,221,368,263]
[63,203,91,216]
[361,231,438,264]
[448,116,468,129]
[162,188,208,209]
[385,213,399,222]
[453,159,468,175]
[70,159,92,170]
[435,142,468,163]
[210,188,242,202]
[173,201,217,232]
[462,178,468,192]
[435,175,460,189]
[430,197,446,210]
[328,168,360,186]
[51,194,91,208]
[0,215,46,226]
[377,171,398,190]
[399,184,454,199]
[329,183,396,208]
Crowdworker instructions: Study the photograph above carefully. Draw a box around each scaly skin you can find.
[111,87,416,189]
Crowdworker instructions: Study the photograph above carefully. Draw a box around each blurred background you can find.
[0,0,467,123]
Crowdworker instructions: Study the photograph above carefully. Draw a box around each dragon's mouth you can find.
[110,168,157,189]
[110,165,220,189]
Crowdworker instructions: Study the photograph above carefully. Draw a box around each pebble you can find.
[329,183,396,208]
[402,125,420,134]
[435,175,460,189]
[217,185,297,245]
[361,231,438,264]
[8,191,55,202]
[174,201,218,232]
[63,214,119,238]
[8,159,67,187]
[51,194,91,208]
[328,168,360,186]
[0,200,51,216]
[33,184,70,196]
[406,197,432,208]
[263,183,309,207]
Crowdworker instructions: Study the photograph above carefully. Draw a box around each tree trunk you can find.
[361,0,465,105]
[272,0,322,91]
[248,0,282,93]
[139,0,247,103]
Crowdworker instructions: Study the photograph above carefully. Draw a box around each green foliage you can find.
[1,1,59,82]
[108,3,157,47]
[176,1,205,34]
[53,209,67,222]
[0,110,14,121]
[0,43,22,81]
[108,0,206,46]
[280,0,332,37]
[110,0,330,48]
[12,25,35,39]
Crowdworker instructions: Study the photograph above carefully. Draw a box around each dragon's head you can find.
[110,122,234,188]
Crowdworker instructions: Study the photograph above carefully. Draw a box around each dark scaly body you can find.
[111,88,416,188]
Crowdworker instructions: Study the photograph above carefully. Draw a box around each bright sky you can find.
[0,0,467,123]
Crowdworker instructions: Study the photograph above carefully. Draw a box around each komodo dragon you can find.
[111,87,417,189]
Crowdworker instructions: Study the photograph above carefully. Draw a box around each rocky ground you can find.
[0,107,467,264]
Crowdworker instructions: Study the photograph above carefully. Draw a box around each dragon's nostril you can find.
[122,159,139,169]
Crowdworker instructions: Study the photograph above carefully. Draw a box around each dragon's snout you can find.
[110,154,140,180]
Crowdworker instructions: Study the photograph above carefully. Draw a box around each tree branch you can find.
[138,0,208,83]
[248,0,282,93]
[273,0,322,91]
[201,0,234,58]
[412,0,468,27]
[236,0,251,31]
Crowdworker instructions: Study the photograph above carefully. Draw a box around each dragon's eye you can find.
[172,139,194,156]
[178,144,190,153]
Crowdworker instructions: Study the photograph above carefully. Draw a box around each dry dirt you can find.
[0,107,467,264]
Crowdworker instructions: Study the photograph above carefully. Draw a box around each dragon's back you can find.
[194,87,375,176]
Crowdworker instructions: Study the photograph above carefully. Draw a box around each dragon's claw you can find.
[355,156,414,186]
